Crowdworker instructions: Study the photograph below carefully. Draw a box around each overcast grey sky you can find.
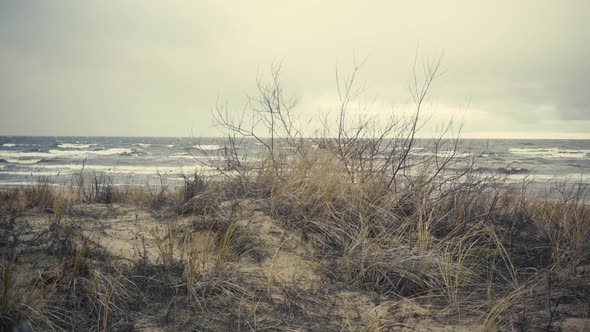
[1,1,588,138]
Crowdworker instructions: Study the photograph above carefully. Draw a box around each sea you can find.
[0,136,589,196]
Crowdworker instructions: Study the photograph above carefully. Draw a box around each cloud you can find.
[0,0,588,137]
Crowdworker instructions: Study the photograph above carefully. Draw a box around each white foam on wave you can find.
[57,143,93,149]
[49,148,134,156]
[95,148,135,155]
[172,152,195,159]
[3,158,44,164]
[192,144,224,151]
[501,172,588,184]
[166,145,175,148]
[172,153,225,161]
[0,148,136,162]
[88,165,178,175]
[0,151,50,159]
[509,147,590,159]
[410,150,473,158]
[134,143,151,147]
[2,144,18,147]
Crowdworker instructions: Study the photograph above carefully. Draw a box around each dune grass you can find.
[1,61,589,331]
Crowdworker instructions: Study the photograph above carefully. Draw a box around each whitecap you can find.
[172,153,223,161]
[1,148,135,161]
[410,150,473,158]
[92,148,135,156]
[172,152,196,159]
[192,144,224,151]
[48,148,134,156]
[2,143,17,147]
[57,143,93,149]
[501,172,587,184]
[78,165,178,175]
[4,158,44,164]
[133,143,151,147]
[509,147,590,159]
[0,151,49,159]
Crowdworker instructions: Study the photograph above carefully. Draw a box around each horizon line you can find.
[1,133,590,140]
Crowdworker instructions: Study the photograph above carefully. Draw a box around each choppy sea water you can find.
[0,136,589,193]
[0,136,222,188]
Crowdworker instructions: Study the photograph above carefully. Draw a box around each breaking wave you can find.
[57,143,94,149]
[192,144,224,151]
[460,167,532,175]
[509,147,590,159]
[0,148,136,162]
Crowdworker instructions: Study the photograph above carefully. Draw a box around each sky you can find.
[0,1,589,138]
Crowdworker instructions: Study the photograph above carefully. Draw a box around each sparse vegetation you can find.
[1,60,589,331]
